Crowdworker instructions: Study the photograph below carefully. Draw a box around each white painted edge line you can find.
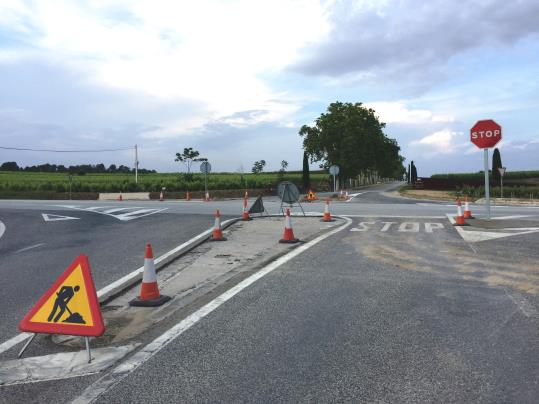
[446,213,466,239]
[14,243,46,254]
[345,192,362,203]
[0,221,5,240]
[342,214,446,219]
[71,216,353,404]
[0,218,238,356]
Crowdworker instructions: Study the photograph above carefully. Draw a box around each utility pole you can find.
[134,144,138,184]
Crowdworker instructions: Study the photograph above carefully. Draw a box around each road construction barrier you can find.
[464,196,474,219]
[279,208,299,243]
[129,243,171,307]
[242,193,251,221]
[453,199,469,226]
[211,209,226,241]
[322,199,334,222]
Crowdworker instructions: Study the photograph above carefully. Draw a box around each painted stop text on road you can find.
[350,221,445,233]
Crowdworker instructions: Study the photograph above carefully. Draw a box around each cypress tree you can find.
[492,148,502,186]
[302,152,310,192]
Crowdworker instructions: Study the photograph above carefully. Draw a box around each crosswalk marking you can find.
[53,205,167,221]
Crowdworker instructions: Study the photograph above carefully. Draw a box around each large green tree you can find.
[299,102,404,181]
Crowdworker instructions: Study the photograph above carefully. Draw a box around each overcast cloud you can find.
[0,0,537,175]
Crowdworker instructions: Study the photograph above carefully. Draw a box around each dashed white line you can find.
[0,221,5,240]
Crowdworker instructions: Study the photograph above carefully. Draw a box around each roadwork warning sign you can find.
[19,254,105,337]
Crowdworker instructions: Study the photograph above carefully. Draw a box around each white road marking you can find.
[504,289,537,318]
[0,221,5,240]
[14,243,46,254]
[398,222,420,232]
[343,214,446,219]
[70,217,353,403]
[446,214,539,242]
[42,213,80,222]
[0,333,32,356]
[345,192,363,202]
[0,344,139,386]
[491,215,535,220]
[425,223,444,233]
[350,221,445,233]
[53,205,168,221]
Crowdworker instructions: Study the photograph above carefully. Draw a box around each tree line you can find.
[0,161,156,174]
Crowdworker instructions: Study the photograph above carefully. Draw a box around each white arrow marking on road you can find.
[0,221,5,240]
[42,213,80,222]
[345,192,363,202]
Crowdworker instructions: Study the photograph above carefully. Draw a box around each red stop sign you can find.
[470,119,502,149]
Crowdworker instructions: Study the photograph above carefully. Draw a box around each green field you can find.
[0,171,329,193]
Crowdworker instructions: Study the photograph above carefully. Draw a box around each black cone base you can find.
[129,294,171,307]
[279,238,300,244]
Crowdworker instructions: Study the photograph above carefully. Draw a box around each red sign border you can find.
[19,254,105,337]
[470,119,502,149]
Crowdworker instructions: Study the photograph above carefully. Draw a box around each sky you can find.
[0,0,538,176]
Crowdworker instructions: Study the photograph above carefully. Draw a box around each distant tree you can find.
[492,148,503,185]
[175,147,205,180]
[302,152,310,192]
[280,160,288,171]
[0,161,19,171]
[411,161,418,183]
[95,163,106,173]
[299,102,405,181]
[108,164,117,172]
[251,160,266,174]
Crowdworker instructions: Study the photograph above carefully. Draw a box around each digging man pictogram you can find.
[47,285,86,324]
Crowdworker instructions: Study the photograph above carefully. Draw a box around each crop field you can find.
[0,171,329,193]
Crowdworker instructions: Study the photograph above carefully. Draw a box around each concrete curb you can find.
[97,217,241,304]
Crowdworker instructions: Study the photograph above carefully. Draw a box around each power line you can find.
[0,146,133,153]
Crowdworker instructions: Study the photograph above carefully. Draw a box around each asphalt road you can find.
[95,216,539,403]
[0,183,538,403]
[0,206,223,344]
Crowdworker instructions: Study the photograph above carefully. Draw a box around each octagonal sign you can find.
[470,119,502,149]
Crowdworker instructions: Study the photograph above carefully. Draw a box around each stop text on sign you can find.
[350,221,444,233]
[471,129,501,139]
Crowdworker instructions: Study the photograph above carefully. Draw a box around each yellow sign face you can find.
[30,264,94,326]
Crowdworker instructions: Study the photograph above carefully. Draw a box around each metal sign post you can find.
[329,165,340,193]
[498,167,506,198]
[483,149,490,219]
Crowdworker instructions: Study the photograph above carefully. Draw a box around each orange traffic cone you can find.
[117,191,123,202]
[129,243,171,307]
[186,191,191,201]
[463,196,474,219]
[454,199,469,226]
[280,208,299,243]
[322,199,334,222]
[211,209,226,241]
[159,191,164,202]
[242,194,251,221]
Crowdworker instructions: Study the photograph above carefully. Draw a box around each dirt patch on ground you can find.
[399,189,455,200]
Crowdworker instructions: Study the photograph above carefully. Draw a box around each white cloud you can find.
[365,101,454,124]
[0,0,329,126]
[410,129,464,157]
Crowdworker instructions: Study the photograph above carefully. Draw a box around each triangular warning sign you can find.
[19,255,105,337]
